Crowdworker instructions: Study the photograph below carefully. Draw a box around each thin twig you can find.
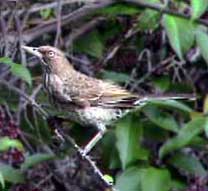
[0,80,48,118]
[54,0,63,47]
[55,128,116,190]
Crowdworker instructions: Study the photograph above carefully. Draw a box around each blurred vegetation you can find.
[1,0,208,191]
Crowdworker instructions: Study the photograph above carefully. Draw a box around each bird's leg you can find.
[81,124,106,156]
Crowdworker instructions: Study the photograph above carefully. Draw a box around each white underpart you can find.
[68,107,124,128]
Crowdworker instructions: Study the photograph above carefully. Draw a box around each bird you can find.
[22,45,195,156]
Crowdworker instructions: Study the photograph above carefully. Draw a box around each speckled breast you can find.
[67,107,125,127]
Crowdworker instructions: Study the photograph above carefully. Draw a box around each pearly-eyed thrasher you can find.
[22,45,194,155]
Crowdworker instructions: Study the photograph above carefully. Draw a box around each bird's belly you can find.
[67,107,124,127]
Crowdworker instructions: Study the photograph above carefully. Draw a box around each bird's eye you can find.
[48,51,55,57]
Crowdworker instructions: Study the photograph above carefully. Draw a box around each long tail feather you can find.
[134,93,196,105]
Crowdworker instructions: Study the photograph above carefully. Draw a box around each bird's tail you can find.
[133,93,196,106]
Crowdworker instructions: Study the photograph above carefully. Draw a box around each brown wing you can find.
[63,72,138,108]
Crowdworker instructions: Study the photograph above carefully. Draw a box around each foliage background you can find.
[1,0,208,191]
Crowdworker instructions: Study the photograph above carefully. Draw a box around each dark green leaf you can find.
[191,0,208,19]
[21,153,55,170]
[141,167,171,191]
[159,117,206,158]
[170,179,187,191]
[116,114,148,169]
[169,152,206,176]
[101,131,121,169]
[101,70,129,83]
[142,105,179,132]
[146,100,192,113]
[0,164,25,183]
[98,4,140,16]
[163,16,195,59]
[0,137,24,152]
[152,76,170,92]
[74,31,104,58]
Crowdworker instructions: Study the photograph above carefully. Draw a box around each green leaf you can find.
[0,57,32,86]
[115,114,148,169]
[103,174,114,185]
[101,70,129,83]
[115,167,143,191]
[191,0,208,19]
[141,167,171,191]
[101,131,121,169]
[40,8,53,19]
[0,57,14,65]
[152,76,170,92]
[142,105,179,132]
[163,15,195,60]
[196,30,208,65]
[204,117,208,138]
[146,100,192,113]
[74,31,104,58]
[0,137,24,152]
[98,4,140,16]
[0,164,25,183]
[10,64,32,86]
[169,152,206,176]
[0,171,5,189]
[137,9,160,31]
[21,153,55,170]
[170,180,187,191]
[159,117,206,158]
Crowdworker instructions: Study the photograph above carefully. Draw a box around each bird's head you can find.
[22,45,66,68]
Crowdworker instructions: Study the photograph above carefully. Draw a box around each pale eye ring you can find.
[48,51,55,57]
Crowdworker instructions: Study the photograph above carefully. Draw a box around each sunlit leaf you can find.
[163,16,195,60]
[103,174,114,185]
[141,167,171,191]
[196,30,208,65]
[0,137,24,152]
[191,0,208,19]
[169,152,206,176]
[159,117,206,158]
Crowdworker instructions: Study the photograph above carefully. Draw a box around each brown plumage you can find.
[22,45,194,155]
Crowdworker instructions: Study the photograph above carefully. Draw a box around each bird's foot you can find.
[78,148,88,158]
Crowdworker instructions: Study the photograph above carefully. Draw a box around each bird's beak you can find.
[21,46,43,59]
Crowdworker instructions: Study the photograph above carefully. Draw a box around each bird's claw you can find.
[78,148,88,158]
